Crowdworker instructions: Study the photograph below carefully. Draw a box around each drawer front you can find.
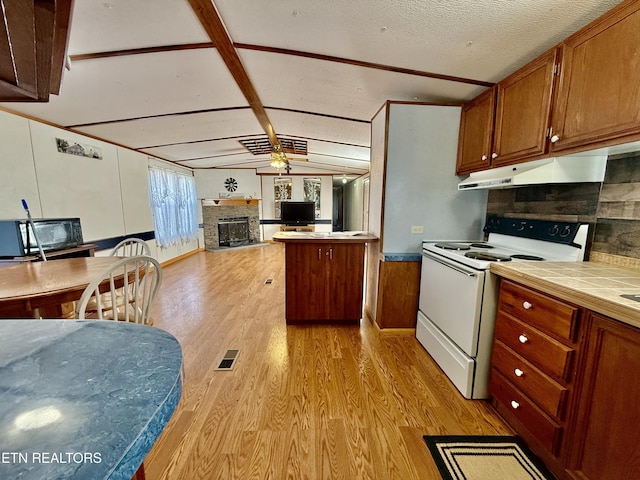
[492,340,568,419]
[499,280,579,341]
[495,312,575,382]
[490,371,563,455]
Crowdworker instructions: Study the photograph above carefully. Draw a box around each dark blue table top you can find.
[0,320,182,479]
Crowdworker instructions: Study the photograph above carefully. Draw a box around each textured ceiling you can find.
[0,0,623,176]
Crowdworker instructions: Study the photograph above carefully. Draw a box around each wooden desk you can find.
[0,256,124,318]
[0,243,97,264]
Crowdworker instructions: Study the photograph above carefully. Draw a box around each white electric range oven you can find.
[416,216,589,399]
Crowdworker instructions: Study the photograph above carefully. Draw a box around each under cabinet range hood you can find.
[457,155,608,190]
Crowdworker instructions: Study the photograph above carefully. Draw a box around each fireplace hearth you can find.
[218,216,250,247]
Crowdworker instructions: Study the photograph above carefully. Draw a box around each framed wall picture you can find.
[303,177,321,218]
[274,177,292,219]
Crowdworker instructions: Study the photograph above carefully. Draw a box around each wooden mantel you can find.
[201,198,260,206]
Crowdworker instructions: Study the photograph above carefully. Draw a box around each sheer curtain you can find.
[149,167,198,248]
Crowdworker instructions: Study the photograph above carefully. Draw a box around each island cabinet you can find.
[456,49,557,175]
[549,0,640,154]
[273,232,377,324]
[285,242,365,323]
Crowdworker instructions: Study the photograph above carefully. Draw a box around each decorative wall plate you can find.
[224,177,238,192]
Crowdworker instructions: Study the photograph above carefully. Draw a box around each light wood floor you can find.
[144,243,511,479]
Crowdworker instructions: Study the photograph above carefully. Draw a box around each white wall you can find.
[29,121,126,241]
[0,109,198,263]
[344,174,369,231]
[0,111,41,218]
[381,103,487,253]
[260,175,333,239]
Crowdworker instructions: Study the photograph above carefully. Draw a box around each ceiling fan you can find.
[270,144,308,171]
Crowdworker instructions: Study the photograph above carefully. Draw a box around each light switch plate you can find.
[411,225,424,234]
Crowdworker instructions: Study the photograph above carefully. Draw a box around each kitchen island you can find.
[0,320,182,480]
[273,231,378,324]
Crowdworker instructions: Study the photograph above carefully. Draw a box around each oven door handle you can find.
[422,251,478,277]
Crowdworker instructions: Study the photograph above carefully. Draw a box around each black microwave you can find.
[0,218,84,257]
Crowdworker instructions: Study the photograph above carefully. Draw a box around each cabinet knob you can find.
[518,334,529,344]
[514,368,524,377]
[523,301,532,310]
[511,400,520,409]
[481,155,488,161]
[550,134,560,143]
[491,152,498,159]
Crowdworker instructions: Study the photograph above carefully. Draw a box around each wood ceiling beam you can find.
[187,0,280,149]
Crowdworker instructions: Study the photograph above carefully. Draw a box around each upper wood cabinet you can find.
[549,1,640,153]
[0,0,74,102]
[456,50,557,175]
[456,87,496,174]
[492,49,557,166]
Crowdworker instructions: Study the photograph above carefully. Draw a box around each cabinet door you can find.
[492,49,557,166]
[285,243,327,321]
[455,87,496,174]
[567,313,640,479]
[550,2,640,152]
[325,243,365,320]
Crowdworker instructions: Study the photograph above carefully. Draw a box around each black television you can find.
[280,201,315,225]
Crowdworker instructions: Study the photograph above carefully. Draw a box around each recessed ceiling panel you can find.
[75,109,263,150]
[240,50,485,120]
[267,109,370,149]
[68,0,210,54]
[218,0,622,82]
[142,138,250,161]
[307,140,370,162]
[0,49,247,127]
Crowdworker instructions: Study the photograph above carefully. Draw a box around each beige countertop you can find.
[490,261,640,329]
[272,231,378,243]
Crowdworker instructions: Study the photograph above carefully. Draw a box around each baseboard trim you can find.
[160,248,202,268]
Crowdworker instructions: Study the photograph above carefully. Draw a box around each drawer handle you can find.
[522,301,533,310]
[511,400,520,409]
[514,368,524,377]
[518,334,529,344]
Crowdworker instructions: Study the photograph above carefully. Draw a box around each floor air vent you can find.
[216,349,239,370]
[264,278,273,284]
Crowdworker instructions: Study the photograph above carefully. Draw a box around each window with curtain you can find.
[148,167,198,248]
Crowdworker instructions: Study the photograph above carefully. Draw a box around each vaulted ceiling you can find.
[0,0,623,176]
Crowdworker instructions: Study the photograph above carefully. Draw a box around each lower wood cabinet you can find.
[490,279,640,480]
[284,242,365,323]
[565,312,640,480]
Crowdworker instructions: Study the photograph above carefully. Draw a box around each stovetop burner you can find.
[511,253,544,261]
[435,242,471,250]
[469,243,493,249]
[464,251,513,262]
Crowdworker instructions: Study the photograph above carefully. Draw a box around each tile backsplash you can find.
[486,151,640,267]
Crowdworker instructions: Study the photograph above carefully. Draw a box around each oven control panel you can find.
[484,216,585,246]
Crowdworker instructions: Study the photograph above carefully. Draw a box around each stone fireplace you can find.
[202,199,261,250]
